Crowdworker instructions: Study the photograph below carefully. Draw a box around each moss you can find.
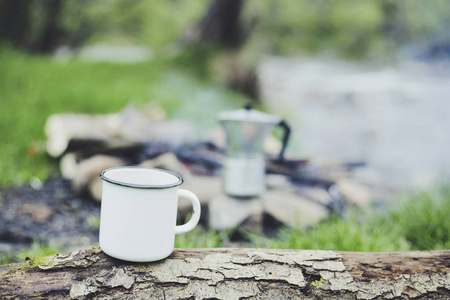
[20,256,53,271]
[1,268,18,277]
[1,255,56,277]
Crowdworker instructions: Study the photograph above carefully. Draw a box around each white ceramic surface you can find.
[224,157,266,197]
[99,167,201,262]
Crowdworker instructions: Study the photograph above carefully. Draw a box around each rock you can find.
[261,189,329,229]
[240,213,264,234]
[294,184,333,206]
[19,204,53,224]
[209,194,263,231]
[335,178,372,206]
[209,185,330,231]
[73,155,126,201]
[29,177,43,191]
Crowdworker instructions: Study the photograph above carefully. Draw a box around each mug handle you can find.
[175,189,201,235]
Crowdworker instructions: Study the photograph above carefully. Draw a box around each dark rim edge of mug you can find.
[100,166,183,189]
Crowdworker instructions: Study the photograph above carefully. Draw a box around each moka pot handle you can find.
[276,120,291,161]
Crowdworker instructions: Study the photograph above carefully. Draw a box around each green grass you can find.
[249,213,410,252]
[250,183,450,252]
[15,240,63,263]
[175,225,224,249]
[0,47,245,187]
[0,239,63,265]
[389,184,450,250]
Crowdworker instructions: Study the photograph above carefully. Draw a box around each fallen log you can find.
[1,248,449,299]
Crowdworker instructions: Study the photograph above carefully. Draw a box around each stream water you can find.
[259,56,450,192]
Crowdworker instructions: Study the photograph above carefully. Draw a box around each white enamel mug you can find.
[99,167,201,262]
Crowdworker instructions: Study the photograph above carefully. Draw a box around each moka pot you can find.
[219,103,290,197]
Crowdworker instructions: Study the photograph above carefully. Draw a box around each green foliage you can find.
[250,211,409,252]
[0,240,62,266]
[175,225,224,248]
[61,0,209,48]
[310,277,324,289]
[0,253,14,266]
[251,0,450,58]
[6,1,450,58]
[16,240,63,264]
[389,183,450,250]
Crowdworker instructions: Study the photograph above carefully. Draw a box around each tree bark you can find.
[0,0,31,47]
[1,248,450,299]
[198,0,244,49]
[31,0,64,54]
[0,0,65,54]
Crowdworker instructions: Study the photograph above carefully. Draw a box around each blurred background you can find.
[1,0,450,262]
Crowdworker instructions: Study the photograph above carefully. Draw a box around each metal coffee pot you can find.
[219,103,290,197]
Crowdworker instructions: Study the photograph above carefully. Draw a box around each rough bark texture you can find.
[1,248,449,299]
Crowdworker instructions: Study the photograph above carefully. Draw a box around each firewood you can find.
[44,107,193,158]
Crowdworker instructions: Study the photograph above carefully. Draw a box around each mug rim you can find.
[100,166,183,189]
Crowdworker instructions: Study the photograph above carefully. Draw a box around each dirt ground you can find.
[0,178,100,259]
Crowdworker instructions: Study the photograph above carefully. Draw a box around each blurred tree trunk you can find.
[198,0,245,49]
[0,0,31,48]
[380,1,404,44]
[184,0,259,100]
[32,0,64,53]
[0,0,65,54]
